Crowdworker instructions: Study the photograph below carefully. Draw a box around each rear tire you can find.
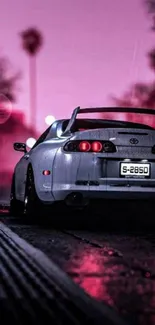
[24,165,65,225]
[24,166,43,221]
[10,174,24,217]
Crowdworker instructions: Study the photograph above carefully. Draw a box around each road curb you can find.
[0,222,130,324]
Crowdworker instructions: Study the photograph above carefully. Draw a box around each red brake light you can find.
[63,140,116,152]
[79,141,91,152]
[91,141,102,152]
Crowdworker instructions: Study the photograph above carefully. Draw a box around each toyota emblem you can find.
[129,138,139,145]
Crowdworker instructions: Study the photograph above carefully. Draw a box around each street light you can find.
[26,137,36,148]
[45,115,56,125]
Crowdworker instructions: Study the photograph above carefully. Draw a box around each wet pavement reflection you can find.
[3,201,155,325]
[67,248,115,305]
[64,228,155,325]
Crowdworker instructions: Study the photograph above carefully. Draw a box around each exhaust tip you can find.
[65,192,88,207]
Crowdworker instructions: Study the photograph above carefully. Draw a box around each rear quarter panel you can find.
[30,138,67,201]
[14,157,29,201]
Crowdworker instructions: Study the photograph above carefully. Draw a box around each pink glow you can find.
[0,0,155,203]
[0,0,154,131]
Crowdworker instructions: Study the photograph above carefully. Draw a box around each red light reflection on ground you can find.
[0,209,9,213]
[66,248,124,306]
[66,245,155,324]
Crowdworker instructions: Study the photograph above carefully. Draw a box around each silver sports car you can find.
[10,106,155,217]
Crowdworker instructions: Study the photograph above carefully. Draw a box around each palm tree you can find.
[20,27,43,130]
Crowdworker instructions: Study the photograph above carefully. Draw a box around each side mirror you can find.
[13,142,27,153]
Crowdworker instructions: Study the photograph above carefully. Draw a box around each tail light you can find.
[63,140,116,153]
[91,141,103,152]
[79,141,91,152]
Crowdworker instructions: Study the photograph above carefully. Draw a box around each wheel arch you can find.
[10,172,16,198]
[28,144,58,202]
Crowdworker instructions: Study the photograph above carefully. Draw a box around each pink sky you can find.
[0,0,155,131]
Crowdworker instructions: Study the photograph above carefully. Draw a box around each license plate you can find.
[120,163,150,177]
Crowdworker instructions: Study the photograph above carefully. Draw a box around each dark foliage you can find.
[110,1,155,110]
[0,57,20,103]
[20,27,43,56]
[144,0,155,30]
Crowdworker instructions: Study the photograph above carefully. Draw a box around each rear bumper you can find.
[48,151,155,203]
[55,185,155,199]
[39,183,155,203]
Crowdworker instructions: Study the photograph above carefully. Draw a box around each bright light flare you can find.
[45,115,56,125]
[26,137,36,148]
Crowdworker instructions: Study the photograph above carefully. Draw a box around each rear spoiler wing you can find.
[63,106,155,134]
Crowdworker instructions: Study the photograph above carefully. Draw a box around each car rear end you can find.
[52,127,155,206]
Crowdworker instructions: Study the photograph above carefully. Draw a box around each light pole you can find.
[20,27,43,131]
[45,115,56,126]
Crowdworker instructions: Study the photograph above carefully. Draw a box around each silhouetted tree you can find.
[0,56,20,103]
[20,27,43,56]
[110,1,155,114]
[144,0,155,30]
[112,82,155,108]
[20,27,43,130]
[145,1,155,74]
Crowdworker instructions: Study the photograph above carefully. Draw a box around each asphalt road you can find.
[1,203,155,325]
